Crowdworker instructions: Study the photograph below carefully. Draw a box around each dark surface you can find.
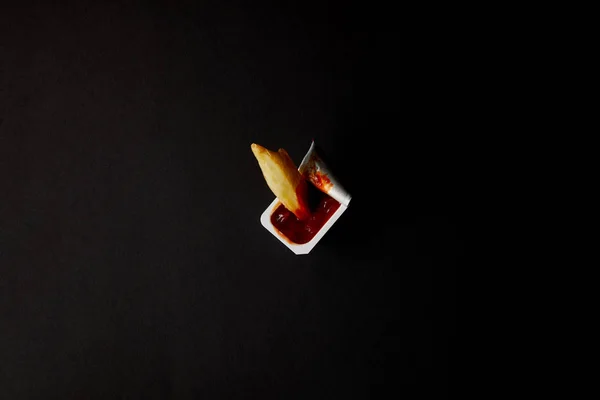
[1,1,463,399]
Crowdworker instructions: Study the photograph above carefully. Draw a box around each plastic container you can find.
[259,141,351,255]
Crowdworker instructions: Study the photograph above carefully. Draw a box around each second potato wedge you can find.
[251,143,310,220]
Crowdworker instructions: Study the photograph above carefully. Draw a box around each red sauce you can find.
[302,153,333,192]
[308,171,333,192]
[271,192,341,244]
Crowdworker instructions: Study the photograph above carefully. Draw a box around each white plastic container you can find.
[260,198,349,255]
[259,141,351,255]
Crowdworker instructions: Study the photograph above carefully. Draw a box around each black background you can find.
[1,1,464,398]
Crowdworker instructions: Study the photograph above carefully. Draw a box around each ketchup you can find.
[270,188,340,244]
[308,171,333,192]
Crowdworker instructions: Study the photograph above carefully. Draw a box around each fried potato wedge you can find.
[251,143,310,220]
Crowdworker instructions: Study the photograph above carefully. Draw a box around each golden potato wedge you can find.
[251,143,310,220]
